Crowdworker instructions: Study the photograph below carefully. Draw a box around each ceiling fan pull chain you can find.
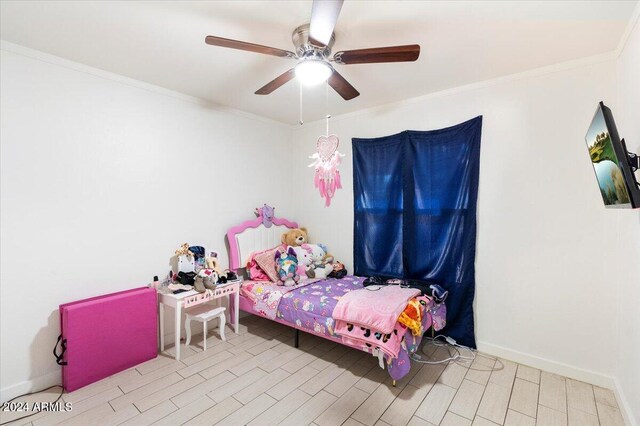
[299,82,304,125]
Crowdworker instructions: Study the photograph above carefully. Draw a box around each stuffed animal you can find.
[194,268,219,293]
[290,245,314,276]
[398,295,430,336]
[306,244,333,279]
[255,204,275,228]
[318,243,335,264]
[205,252,229,283]
[290,244,332,278]
[328,261,347,278]
[175,243,193,257]
[281,228,308,247]
[274,247,300,286]
[177,254,195,274]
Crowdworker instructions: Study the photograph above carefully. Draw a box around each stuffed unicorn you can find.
[275,247,300,286]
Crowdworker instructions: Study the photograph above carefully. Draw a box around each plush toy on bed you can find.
[328,261,347,278]
[281,228,308,247]
[289,244,331,279]
[290,245,314,276]
[307,244,333,279]
[398,295,431,336]
[275,247,300,286]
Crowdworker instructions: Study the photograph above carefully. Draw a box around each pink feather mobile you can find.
[309,134,345,207]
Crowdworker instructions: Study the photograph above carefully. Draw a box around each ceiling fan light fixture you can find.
[295,59,332,86]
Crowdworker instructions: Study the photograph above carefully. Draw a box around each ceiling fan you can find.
[204,0,420,101]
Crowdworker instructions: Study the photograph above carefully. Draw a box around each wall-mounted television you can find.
[584,102,640,209]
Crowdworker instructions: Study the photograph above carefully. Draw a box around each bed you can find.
[226,211,446,381]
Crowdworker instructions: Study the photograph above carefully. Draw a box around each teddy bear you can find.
[274,247,300,286]
[281,228,308,247]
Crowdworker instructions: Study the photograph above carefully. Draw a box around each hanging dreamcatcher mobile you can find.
[304,82,345,207]
[309,134,344,207]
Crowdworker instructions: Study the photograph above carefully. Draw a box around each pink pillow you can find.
[247,258,270,281]
[254,245,284,283]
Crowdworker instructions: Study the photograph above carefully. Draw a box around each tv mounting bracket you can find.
[629,152,639,173]
[621,138,639,173]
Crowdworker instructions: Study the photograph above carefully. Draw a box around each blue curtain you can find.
[353,116,482,348]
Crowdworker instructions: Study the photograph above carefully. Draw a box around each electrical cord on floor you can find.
[411,334,504,372]
[411,334,474,364]
[0,385,64,425]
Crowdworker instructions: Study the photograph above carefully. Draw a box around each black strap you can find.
[53,335,67,366]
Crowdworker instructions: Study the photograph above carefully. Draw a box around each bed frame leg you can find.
[392,380,396,387]
[294,329,299,348]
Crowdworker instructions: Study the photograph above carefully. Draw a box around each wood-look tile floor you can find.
[2,315,626,426]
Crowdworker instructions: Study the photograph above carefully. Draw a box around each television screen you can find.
[585,103,632,207]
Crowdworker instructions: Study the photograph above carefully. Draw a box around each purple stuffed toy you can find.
[255,204,275,228]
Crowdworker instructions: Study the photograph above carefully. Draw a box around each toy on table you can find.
[194,268,219,293]
[174,243,196,274]
[205,252,229,283]
[175,243,193,257]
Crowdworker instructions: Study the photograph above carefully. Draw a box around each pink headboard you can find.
[226,215,298,270]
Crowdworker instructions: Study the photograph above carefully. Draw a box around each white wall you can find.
[613,13,640,425]
[0,44,293,401]
[290,58,623,389]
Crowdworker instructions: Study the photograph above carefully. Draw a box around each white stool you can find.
[184,305,226,351]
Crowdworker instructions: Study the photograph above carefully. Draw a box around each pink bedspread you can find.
[332,285,420,334]
[334,294,432,359]
[334,320,406,359]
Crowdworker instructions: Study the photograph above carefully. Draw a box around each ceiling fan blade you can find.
[334,44,420,64]
[255,69,296,95]
[205,35,296,58]
[328,69,359,100]
[309,0,344,46]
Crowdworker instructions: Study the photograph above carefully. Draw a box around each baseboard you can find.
[477,342,638,424]
[613,377,638,426]
[0,370,60,404]
[476,340,616,389]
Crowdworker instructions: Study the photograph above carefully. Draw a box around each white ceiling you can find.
[1,1,637,124]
